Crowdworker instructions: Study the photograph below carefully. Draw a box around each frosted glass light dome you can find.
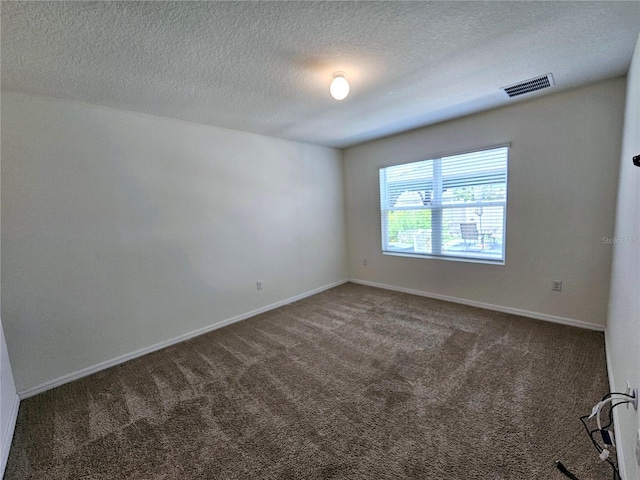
[330,73,349,100]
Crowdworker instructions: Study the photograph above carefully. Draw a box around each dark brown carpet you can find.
[5,283,612,479]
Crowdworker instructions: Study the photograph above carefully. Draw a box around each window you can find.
[379,145,508,263]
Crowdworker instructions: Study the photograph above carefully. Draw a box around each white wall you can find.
[1,318,19,478]
[1,92,348,393]
[344,78,625,328]
[607,33,640,480]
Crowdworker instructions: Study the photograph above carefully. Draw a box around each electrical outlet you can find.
[626,381,639,410]
[551,280,562,291]
[256,281,263,291]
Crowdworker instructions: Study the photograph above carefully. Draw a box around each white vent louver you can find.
[502,73,554,97]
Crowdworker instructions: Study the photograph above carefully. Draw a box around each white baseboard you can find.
[1,393,20,479]
[349,278,606,332]
[17,277,604,399]
[18,279,349,399]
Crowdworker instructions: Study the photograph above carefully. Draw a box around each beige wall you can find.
[607,33,640,480]
[1,110,20,474]
[344,78,625,328]
[1,92,348,393]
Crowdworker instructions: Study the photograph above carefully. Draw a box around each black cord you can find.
[556,460,582,480]
[579,398,633,480]
[557,392,636,480]
[600,392,636,403]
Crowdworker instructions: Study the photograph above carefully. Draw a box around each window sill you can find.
[382,251,505,266]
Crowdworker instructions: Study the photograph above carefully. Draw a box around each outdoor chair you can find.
[459,222,480,249]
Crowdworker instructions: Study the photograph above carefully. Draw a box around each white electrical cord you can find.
[590,395,634,432]
[576,391,638,478]
[590,397,621,463]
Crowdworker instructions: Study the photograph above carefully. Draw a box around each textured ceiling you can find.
[2,1,639,148]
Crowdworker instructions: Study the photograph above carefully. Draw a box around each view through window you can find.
[379,146,508,263]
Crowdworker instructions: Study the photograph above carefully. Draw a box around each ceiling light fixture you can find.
[329,72,350,100]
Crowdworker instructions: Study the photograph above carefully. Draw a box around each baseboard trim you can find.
[348,278,606,332]
[18,279,349,399]
[604,332,628,480]
[1,393,20,478]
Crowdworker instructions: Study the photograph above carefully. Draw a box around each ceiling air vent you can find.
[502,73,554,97]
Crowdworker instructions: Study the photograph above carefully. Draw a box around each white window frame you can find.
[379,145,509,264]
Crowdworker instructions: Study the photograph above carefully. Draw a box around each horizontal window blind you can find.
[380,146,508,263]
